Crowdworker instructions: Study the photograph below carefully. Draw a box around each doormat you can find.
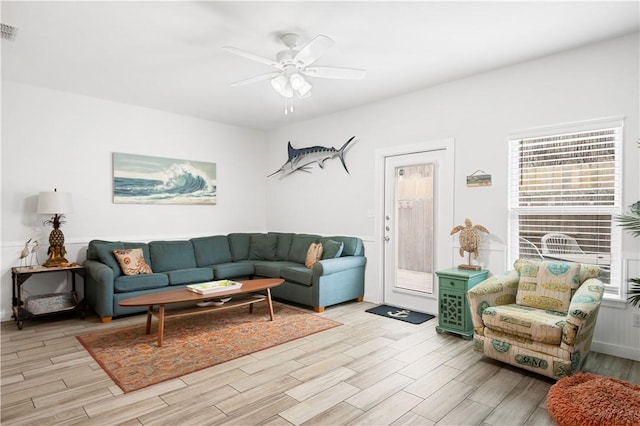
[365,304,435,324]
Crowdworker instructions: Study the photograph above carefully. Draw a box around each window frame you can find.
[507,117,625,300]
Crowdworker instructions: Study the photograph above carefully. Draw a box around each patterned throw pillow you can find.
[113,248,153,276]
[305,242,324,269]
[515,259,581,314]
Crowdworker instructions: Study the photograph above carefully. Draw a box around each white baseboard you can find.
[591,340,640,361]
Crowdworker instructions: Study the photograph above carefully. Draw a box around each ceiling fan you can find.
[223,33,366,113]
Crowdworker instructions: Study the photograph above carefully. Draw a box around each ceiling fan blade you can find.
[294,35,334,66]
[304,66,366,80]
[230,72,281,87]
[222,46,282,70]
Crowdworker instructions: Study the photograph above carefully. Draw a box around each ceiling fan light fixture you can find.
[225,32,364,114]
[298,89,312,99]
[282,84,294,98]
[289,72,306,91]
[297,80,312,97]
[270,75,288,94]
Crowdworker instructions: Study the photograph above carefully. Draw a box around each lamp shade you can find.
[37,191,73,214]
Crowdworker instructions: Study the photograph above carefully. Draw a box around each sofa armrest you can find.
[467,270,520,335]
[312,256,366,276]
[561,277,604,354]
[83,259,115,320]
[310,256,366,309]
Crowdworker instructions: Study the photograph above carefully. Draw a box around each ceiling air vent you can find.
[1,23,18,40]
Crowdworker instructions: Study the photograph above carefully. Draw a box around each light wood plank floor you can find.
[2,301,638,425]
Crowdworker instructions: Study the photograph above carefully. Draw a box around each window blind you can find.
[508,120,623,298]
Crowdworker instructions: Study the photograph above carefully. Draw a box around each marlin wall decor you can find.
[268,136,357,178]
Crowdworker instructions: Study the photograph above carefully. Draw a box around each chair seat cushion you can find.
[482,303,567,345]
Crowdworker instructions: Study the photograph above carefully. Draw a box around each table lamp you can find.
[37,189,73,267]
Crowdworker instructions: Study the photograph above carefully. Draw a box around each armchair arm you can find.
[467,270,520,335]
[561,277,604,355]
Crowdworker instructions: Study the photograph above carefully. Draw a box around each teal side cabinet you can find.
[435,268,489,339]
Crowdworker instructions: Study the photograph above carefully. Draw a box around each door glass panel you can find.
[395,163,434,294]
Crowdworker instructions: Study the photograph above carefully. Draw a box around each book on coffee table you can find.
[187,280,242,295]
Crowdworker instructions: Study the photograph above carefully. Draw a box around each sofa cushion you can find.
[114,273,169,293]
[87,239,112,261]
[323,236,363,256]
[167,268,214,285]
[252,261,299,278]
[228,233,251,261]
[94,241,125,277]
[281,266,313,286]
[113,248,153,275]
[289,235,319,264]
[123,242,152,264]
[322,239,344,259]
[212,262,254,280]
[191,236,232,266]
[269,232,293,261]
[516,260,580,314]
[482,303,566,345]
[249,234,278,261]
[149,240,197,273]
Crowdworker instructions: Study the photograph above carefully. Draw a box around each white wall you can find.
[265,33,640,360]
[1,82,268,321]
[2,34,638,361]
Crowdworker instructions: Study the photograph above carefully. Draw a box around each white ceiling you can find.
[2,1,639,130]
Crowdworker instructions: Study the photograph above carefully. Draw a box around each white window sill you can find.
[601,296,628,309]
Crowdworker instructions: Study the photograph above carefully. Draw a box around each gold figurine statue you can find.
[450,218,489,270]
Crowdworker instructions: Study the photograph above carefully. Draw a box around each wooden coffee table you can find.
[119,278,284,346]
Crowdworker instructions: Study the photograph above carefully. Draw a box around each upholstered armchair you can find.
[467,259,603,379]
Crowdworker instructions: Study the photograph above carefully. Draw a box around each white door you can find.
[382,146,453,314]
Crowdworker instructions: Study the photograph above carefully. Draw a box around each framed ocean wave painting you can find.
[113,153,217,205]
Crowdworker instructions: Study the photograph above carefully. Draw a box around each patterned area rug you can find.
[77,303,340,393]
[547,372,640,426]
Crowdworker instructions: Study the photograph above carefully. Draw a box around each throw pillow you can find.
[322,239,344,259]
[515,259,581,314]
[113,248,153,276]
[305,242,324,269]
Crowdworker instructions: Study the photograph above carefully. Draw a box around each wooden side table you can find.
[435,268,488,339]
[11,264,86,329]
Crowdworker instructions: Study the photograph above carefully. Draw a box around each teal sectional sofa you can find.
[83,232,366,321]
